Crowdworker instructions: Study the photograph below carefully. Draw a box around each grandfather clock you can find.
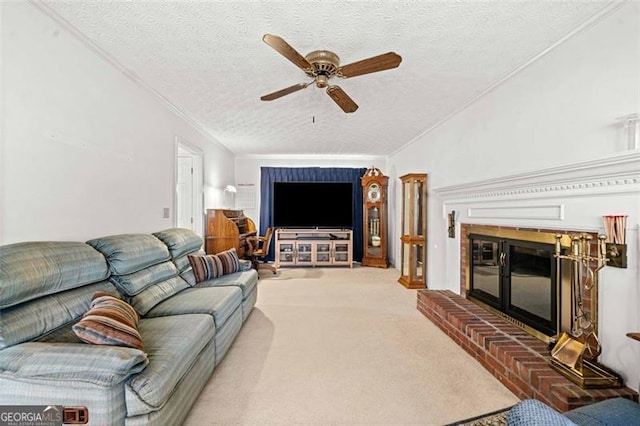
[361,167,388,268]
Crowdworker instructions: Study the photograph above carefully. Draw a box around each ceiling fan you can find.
[260,34,402,113]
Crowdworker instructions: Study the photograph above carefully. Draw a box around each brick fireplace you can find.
[463,224,583,343]
[417,224,638,412]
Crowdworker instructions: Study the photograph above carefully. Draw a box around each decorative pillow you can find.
[188,248,241,283]
[72,292,144,351]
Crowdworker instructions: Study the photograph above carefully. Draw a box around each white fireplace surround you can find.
[432,150,640,392]
[435,151,640,215]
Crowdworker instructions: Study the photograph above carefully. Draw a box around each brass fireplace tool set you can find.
[550,233,622,388]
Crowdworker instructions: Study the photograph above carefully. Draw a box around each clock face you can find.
[367,183,381,202]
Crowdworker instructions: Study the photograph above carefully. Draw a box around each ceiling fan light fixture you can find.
[315,75,329,88]
[304,50,340,78]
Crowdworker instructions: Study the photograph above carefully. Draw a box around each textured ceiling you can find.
[40,1,614,156]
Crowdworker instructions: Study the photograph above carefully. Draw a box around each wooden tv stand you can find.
[275,229,353,268]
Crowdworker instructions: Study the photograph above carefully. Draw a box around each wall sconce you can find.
[616,113,639,150]
[223,185,237,209]
[447,210,456,238]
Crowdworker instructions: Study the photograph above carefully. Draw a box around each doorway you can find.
[175,139,204,237]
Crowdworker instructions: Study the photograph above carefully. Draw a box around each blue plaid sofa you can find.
[507,397,640,425]
[0,228,258,425]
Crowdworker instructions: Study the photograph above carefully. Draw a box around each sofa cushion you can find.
[0,342,148,386]
[145,286,242,328]
[87,234,170,275]
[110,261,179,296]
[0,241,109,309]
[173,249,204,286]
[125,314,215,416]
[196,269,258,299]
[238,259,253,272]
[127,276,190,316]
[0,282,118,350]
[188,248,241,282]
[180,268,197,286]
[173,250,204,273]
[73,292,144,350]
[153,228,205,289]
[87,234,190,315]
[152,228,203,259]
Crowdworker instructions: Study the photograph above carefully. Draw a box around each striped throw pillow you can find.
[73,292,144,351]
[188,248,241,283]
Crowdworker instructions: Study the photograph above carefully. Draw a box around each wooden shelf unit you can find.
[275,229,353,268]
[205,209,256,257]
[398,173,428,289]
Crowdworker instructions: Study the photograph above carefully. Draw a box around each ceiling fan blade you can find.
[263,34,313,71]
[326,85,358,113]
[338,52,402,78]
[260,82,311,101]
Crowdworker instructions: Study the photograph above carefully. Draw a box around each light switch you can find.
[163,207,170,218]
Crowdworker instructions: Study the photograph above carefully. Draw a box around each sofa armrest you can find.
[0,342,148,386]
[507,400,577,426]
[565,397,640,425]
[239,259,253,271]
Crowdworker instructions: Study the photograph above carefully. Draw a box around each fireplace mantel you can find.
[433,151,640,204]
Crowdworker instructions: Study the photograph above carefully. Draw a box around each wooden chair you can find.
[248,227,277,274]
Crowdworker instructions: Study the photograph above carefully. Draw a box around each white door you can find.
[175,140,204,237]
[176,156,194,230]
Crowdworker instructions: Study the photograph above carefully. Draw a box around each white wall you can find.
[234,155,386,231]
[387,3,640,391]
[1,2,234,243]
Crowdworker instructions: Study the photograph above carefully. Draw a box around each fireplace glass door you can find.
[470,238,501,308]
[508,244,554,327]
[469,235,558,339]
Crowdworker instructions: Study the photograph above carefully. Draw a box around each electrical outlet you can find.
[163,207,170,218]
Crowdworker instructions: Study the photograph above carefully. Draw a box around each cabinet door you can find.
[278,242,295,265]
[296,242,314,265]
[399,240,425,288]
[398,174,427,288]
[333,242,351,265]
[315,242,332,265]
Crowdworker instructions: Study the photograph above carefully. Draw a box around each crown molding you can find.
[434,151,640,203]
[235,153,385,162]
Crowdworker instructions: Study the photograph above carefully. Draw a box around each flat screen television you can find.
[272,182,353,229]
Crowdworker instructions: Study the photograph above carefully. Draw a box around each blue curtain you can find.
[259,167,367,262]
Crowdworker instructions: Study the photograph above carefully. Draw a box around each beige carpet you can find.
[184,266,518,425]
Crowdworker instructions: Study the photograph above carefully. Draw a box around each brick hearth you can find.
[417,289,638,412]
